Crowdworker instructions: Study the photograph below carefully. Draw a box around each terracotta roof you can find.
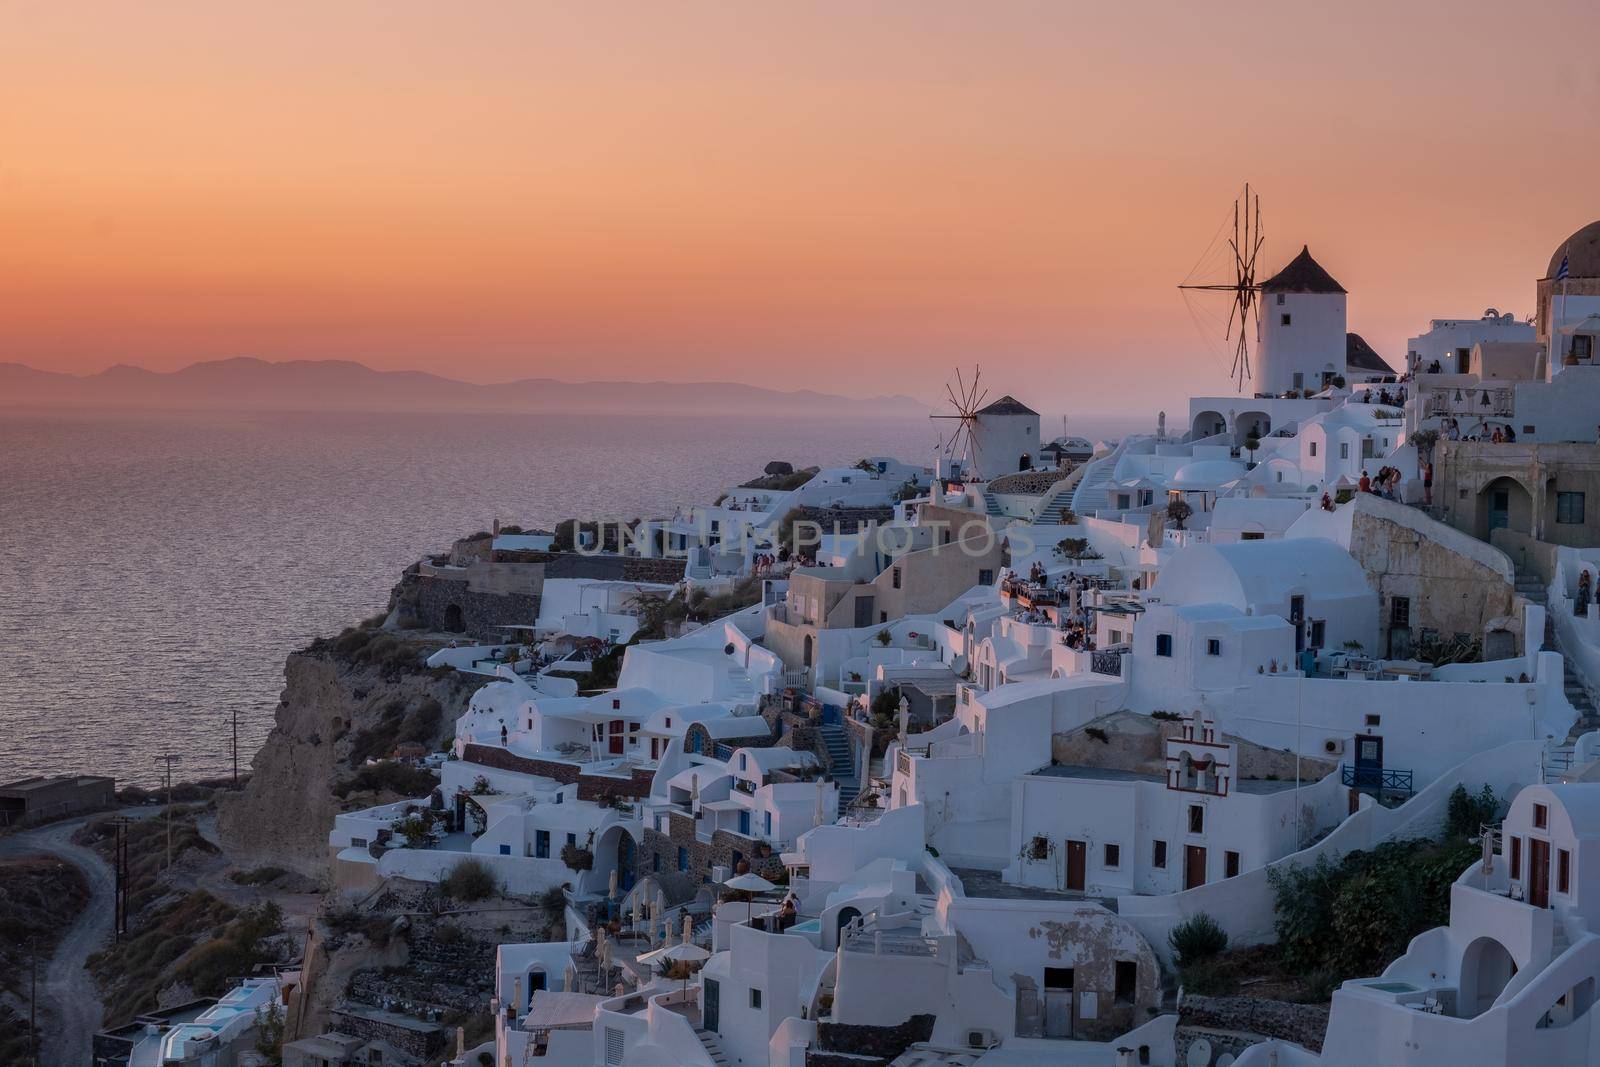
[1260,245,1346,294]
[1546,220,1600,280]
[1345,333,1395,373]
[976,395,1038,416]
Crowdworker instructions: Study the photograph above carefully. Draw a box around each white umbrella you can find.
[659,940,712,1001]
[725,872,777,924]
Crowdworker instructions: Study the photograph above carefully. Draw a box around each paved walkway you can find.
[0,809,154,1065]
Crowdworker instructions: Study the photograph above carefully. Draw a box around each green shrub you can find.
[1178,956,1238,996]
[1445,784,1498,838]
[1269,837,1476,980]
[443,858,499,902]
[1168,913,1228,968]
[334,761,438,799]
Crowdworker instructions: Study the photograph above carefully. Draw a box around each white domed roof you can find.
[1169,459,1247,490]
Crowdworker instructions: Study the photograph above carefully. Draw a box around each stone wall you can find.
[459,744,654,800]
[808,1014,936,1067]
[637,810,784,905]
[1179,994,1330,1054]
[398,572,540,639]
[328,1009,441,1060]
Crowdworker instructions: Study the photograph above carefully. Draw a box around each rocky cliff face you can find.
[216,631,481,878]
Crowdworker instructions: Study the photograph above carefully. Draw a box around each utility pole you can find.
[157,754,178,870]
[28,936,37,1067]
[230,708,239,785]
[111,816,133,940]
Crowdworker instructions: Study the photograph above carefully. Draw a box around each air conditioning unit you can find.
[967,1029,1000,1050]
[711,865,730,884]
[1323,738,1345,756]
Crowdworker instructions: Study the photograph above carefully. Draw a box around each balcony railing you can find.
[1342,764,1414,797]
[1090,648,1127,677]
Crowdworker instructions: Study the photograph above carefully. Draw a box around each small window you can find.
[1114,961,1137,1005]
[350,837,368,849]
[1559,849,1571,894]
[1104,843,1121,869]
[1535,804,1549,830]
[554,793,562,805]
[566,832,577,847]
[613,698,621,710]
[1206,639,1221,657]
[1309,441,1317,457]
[1281,313,1292,326]
[1043,966,1075,989]
[1155,633,1173,657]
[1339,442,1349,460]
[1276,293,1285,306]
[653,853,660,872]
[892,567,902,590]
[1152,840,1167,869]
[1364,714,1381,727]
[740,754,747,770]
[1557,492,1586,525]
[1188,805,1204,834]
[978,569,995,586]
[535,830,550,859]
[1390,596,1410,626]
[1225,851,1240,878]
[1510,836,1522,880]
[750,988,762,1010]
[500,843,511,855]
[678,847,688,872]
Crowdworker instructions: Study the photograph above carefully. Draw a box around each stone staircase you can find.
[1515,561,1600,774]
[693,1026,732,1066]
[1034,477,1079,524]
[1070,439,1129,518]
[982,489,1003,516]
[818,724,859,808]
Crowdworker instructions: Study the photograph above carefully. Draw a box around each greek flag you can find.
[1558,253,1570,281]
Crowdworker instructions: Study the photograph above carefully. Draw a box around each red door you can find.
[1066,841,1086,891]
[1185,846,1208,890]
[1529,838,1551,908]
[609,719,624,755]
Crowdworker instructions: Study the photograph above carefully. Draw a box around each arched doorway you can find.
[616,832,636,893]
[835,906,861,941]
[1235,410,1272,447]
[443,603,465,633]
[803,634,814,667]
[1459,936,1517,1017]
[1192,410,1226,441]
[1476,477,1533,540]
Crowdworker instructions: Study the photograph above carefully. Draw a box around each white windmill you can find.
[930,366,989,482]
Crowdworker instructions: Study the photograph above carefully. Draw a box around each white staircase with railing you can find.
[1070,438,1132,518]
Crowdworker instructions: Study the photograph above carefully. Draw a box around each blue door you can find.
[703,978,721,1032]
[738,810,751,836]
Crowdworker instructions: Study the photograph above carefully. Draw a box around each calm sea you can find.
[0,406,1138,787]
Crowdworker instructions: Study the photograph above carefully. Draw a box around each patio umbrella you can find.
[659,940,712,1002]
[725,872,777,924]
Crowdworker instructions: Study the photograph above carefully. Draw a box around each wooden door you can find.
[1065,840,1086,891]
[1185,845,1208,890]
[1529,838,1551,908]
[609,719,624,755]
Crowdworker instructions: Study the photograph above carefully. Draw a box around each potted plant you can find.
[875,629,892,647]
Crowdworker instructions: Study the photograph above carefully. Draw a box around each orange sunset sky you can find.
[3,1,1599,415]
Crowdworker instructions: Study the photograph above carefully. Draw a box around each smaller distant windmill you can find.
[1179,183,1265,390]
[931,365,989,479]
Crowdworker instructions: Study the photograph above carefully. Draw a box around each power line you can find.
[157,754,179,871]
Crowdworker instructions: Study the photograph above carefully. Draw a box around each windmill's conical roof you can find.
[976,395,1037,416]
[1260,245,1346,294]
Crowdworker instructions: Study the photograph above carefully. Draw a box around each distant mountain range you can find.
[0,357,929,416]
